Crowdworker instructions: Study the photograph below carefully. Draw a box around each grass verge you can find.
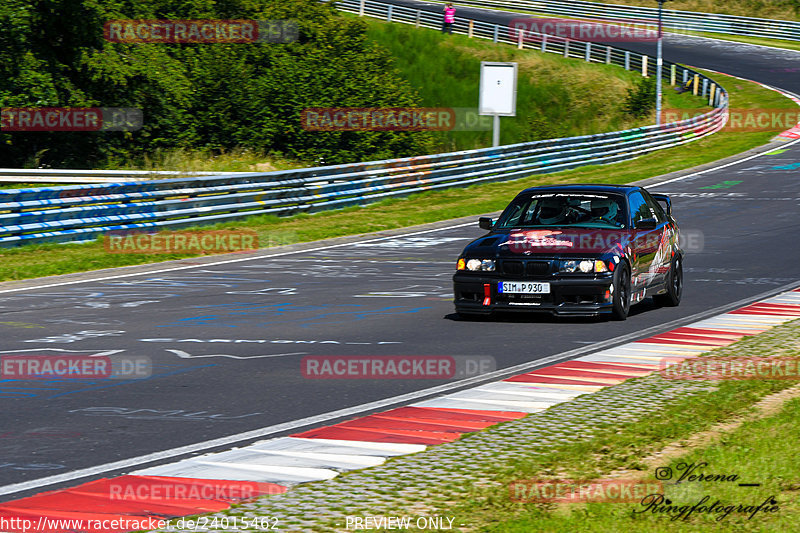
[0,64,794,282]
[455,318,800,532]
[362,17,704,152]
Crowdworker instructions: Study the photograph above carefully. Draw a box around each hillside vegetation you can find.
[364,18,705,152]
[0,0,433,168]
[0,0,706,170]
[577,0,800,21]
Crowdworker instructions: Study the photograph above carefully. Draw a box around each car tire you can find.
[611,262,631,321]
[654,255,683,307]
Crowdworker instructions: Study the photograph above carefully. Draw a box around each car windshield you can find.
[495,193,628,229]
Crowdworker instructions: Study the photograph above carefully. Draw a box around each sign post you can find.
[479,62,518,147]
[655,0,666,126]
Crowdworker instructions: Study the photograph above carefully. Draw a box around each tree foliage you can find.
[0,0,433,167]
[623,76,656,119]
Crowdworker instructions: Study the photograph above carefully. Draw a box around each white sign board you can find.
[479,62,517,116]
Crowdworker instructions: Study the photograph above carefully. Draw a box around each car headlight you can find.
[558,259,609,273]
[560,260,579,273]
[461,258,495,272]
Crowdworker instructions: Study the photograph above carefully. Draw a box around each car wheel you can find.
[611,262,631,321]
[654,255,683,307]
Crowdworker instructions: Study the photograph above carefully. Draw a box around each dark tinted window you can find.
[628,191,651,227]
[495,193,627,229]
[642,190,668,223]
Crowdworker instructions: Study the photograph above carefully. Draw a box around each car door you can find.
[628,190,663,300]
[642,190,673,286]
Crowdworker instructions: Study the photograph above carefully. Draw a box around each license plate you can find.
[498,281,550,294]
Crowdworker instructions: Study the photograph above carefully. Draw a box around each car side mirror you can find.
[478,217,494,230]
[652,193,672,216]
[636,218,658,230]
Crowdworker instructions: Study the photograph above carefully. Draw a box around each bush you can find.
[623,76,656,118]
[0,0,433,167]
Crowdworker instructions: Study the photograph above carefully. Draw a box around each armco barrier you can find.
[0,169,247,184]
[423,0,800,43]
[0,0,727,247]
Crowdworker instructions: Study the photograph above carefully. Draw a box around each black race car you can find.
[453,184,683,320]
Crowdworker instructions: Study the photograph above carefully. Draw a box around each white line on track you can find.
[166,349,307,360]
[0,222,476,295]
[649,134,800,187]
[648,81,800,188]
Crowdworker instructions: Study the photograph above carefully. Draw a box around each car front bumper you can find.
[453,273,615,316]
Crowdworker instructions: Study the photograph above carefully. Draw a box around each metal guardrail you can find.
[0,0,727,247]
[0,169,247,184]
[431,0,800,43]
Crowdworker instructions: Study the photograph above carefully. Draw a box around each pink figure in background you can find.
[442,3,456,34]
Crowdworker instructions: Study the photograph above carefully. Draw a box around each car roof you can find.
[516,184,640,196]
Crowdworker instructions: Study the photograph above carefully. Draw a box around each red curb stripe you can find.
[735,307,800,315]
[381,406,526,422]
[733,303,800,314]
[0,476,285,533]
[557,361,657,371]
[73,475,285,501]
[0,491,220,516]
[333,415,487,432]
[0,508,150,532]
[670,327,755,337]
[291,426,459,444]
[742,303,800,309]
[644,335,734,346]
[641,331,739,343]
[635,336,730,346]
[545,362,649,373]
[528,368,635,380]
[505,374,613,386]
[0,505,155,522]
[729,309,800,317]
[369,414,498,430]
[334,426,464,442]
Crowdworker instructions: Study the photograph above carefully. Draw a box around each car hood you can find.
[465,228,637,256]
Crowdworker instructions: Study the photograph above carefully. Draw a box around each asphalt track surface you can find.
[1,4,800,501]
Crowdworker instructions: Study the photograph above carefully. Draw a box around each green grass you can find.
[447,319,800,532]
[95,147,312,173]
[0,36,794,281]
[482,398,800,531]
[362,17,705,152]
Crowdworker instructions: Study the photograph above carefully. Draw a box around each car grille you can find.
[501,260,552,278]
[526,261,550,276]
